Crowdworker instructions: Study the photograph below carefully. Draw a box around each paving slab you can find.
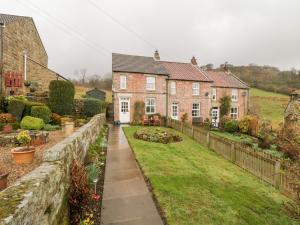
[101,126,164,225]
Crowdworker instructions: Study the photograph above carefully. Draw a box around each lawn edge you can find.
[122,126,168,225]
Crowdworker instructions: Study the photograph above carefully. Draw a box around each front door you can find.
[119,97,130,123]
[211,107,219,127]
[171,102,179,120]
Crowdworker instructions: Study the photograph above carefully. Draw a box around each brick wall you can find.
[168,80,212,122]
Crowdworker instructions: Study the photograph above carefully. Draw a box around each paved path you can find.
[101,126,164,225]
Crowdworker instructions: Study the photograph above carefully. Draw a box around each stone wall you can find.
[0,114,106,225]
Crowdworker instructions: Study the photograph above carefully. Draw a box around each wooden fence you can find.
[167,118,297,197]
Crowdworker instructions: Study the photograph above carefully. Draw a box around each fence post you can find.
[231,143,236,163]
[206,132,210,147]
[274,160,281,189]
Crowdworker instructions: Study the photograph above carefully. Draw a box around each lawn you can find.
[124,126,299,225]
[249,88,289,129]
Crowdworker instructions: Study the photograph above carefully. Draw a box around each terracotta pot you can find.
[0,172,9,191]
[3,124,12,134]
[11,146,35,164]
[31,137,45,146]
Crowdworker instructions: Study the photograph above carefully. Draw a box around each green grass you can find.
[250,88,289,129]
[124,126,299,225]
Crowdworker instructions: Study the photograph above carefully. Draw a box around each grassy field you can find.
[74,86,112,103]
[124,126,299,225]
[249,88,289,128]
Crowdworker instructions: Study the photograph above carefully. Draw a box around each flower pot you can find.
[11,146,35,164]
[3,124,12,134]
[0,172,9,191]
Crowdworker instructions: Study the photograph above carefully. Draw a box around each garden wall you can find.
[0,114,106,225]
[167,118,297,197]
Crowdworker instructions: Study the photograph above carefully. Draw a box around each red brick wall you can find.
[168,80,212,122]
[113,72,167,122]
[211,87,249,119]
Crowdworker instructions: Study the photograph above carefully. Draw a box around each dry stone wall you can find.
[0,114,106,225]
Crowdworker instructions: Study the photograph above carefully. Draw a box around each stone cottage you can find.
[112,51,249,125]
[0,13,67,96]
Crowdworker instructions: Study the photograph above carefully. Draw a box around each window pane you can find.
[146,77,156,90]
[120,75,126,89]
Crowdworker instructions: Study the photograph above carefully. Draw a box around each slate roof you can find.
[205,71,249,89]
[0,13,30,24]
[112,53,169,75]
[161,61,212,82]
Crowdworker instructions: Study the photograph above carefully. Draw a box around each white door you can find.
[211,107,219,127]
[119,97,130,123]
[171,102,179,120]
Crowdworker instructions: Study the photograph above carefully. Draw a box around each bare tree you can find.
[80,68,87,84]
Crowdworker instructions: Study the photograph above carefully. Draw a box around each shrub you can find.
[238,115,252,134]
[83,99,105,117]
[134,128,182,144]
[12,122,20,130]
[220,115,231,130]
[16,130,31,146]
[132,101,145,124]
[44,124,60,131]
[31,106,52,124]
[49,80,75,115]
[181,113,188,123]
[51,113,61,125]
[224,120,239,133]
[7,99,25,121]
[219,96,231,117]
[258,119,273,149]
[0,113,16,123]
[20,116,45,130]
[24,101,45,116]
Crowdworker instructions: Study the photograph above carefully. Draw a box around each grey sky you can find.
[2,0,300,79]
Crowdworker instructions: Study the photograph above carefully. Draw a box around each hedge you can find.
[31,106,52,124]
[24,101,46,116]
[49,80,75,115]
[83,99,105,117]
[20,116,45,130]
[7,99,25,121]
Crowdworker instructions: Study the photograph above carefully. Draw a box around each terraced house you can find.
[0,13,67,96]
[112,51,249,126]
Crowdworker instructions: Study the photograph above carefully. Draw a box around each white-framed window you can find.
[120,75,127,89]
[230,107,238,119]
[192,82,200,95]
[212,88,217,101]
[146,76,156,91]
[231,89,238,101]
[192,103,200,117]
[170,81,176,95]
[172,102,179,119]
[145,98,156,114]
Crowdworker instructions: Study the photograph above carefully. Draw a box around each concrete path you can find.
[101,126,164,225]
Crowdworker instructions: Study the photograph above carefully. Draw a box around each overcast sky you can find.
[2,0,300,79]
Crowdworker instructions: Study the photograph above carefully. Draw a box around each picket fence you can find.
[167,118,297,197]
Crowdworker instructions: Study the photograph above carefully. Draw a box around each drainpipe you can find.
[0,22,5,95]
[166,79,169,120]
[23,50,28,81]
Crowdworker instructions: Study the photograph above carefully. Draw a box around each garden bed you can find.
[0,130,65,186]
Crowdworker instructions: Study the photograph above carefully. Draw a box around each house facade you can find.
[112,52,249,125]
[0,13,67,96]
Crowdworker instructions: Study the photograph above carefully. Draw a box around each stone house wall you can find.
[0,114,106,225]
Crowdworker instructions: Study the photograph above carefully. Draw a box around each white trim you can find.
[192,82,200,95]
[146,76,156,91]
[170,81,176,95]
[120,74,127,89]
[231,88,238,102]
[192,102,200,117]
[145,98,156,114]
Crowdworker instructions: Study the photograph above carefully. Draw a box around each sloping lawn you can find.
[123,126,299,225]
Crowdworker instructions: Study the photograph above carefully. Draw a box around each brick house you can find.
[112,51,249,125]
[0,13,67,96]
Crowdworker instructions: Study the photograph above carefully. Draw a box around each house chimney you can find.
[191,56,197,65]
[154,50,160,60]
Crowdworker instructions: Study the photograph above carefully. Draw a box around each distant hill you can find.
[212,65,300,95]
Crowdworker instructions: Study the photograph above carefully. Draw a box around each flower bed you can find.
[134,127,182,144]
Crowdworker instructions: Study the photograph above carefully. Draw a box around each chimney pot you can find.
[191,56,197,65]
[154,50,160,60]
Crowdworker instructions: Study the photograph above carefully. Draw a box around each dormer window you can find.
[146,76,156,91]
[192,83,200,95]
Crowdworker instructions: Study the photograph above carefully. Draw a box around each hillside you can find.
[228,65,300,95]
[74,86,112,103]
[249,88,289,129]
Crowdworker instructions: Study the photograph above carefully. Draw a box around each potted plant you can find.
[0,113,16,134]
[0,171,9,191]
[11,130,35,164]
